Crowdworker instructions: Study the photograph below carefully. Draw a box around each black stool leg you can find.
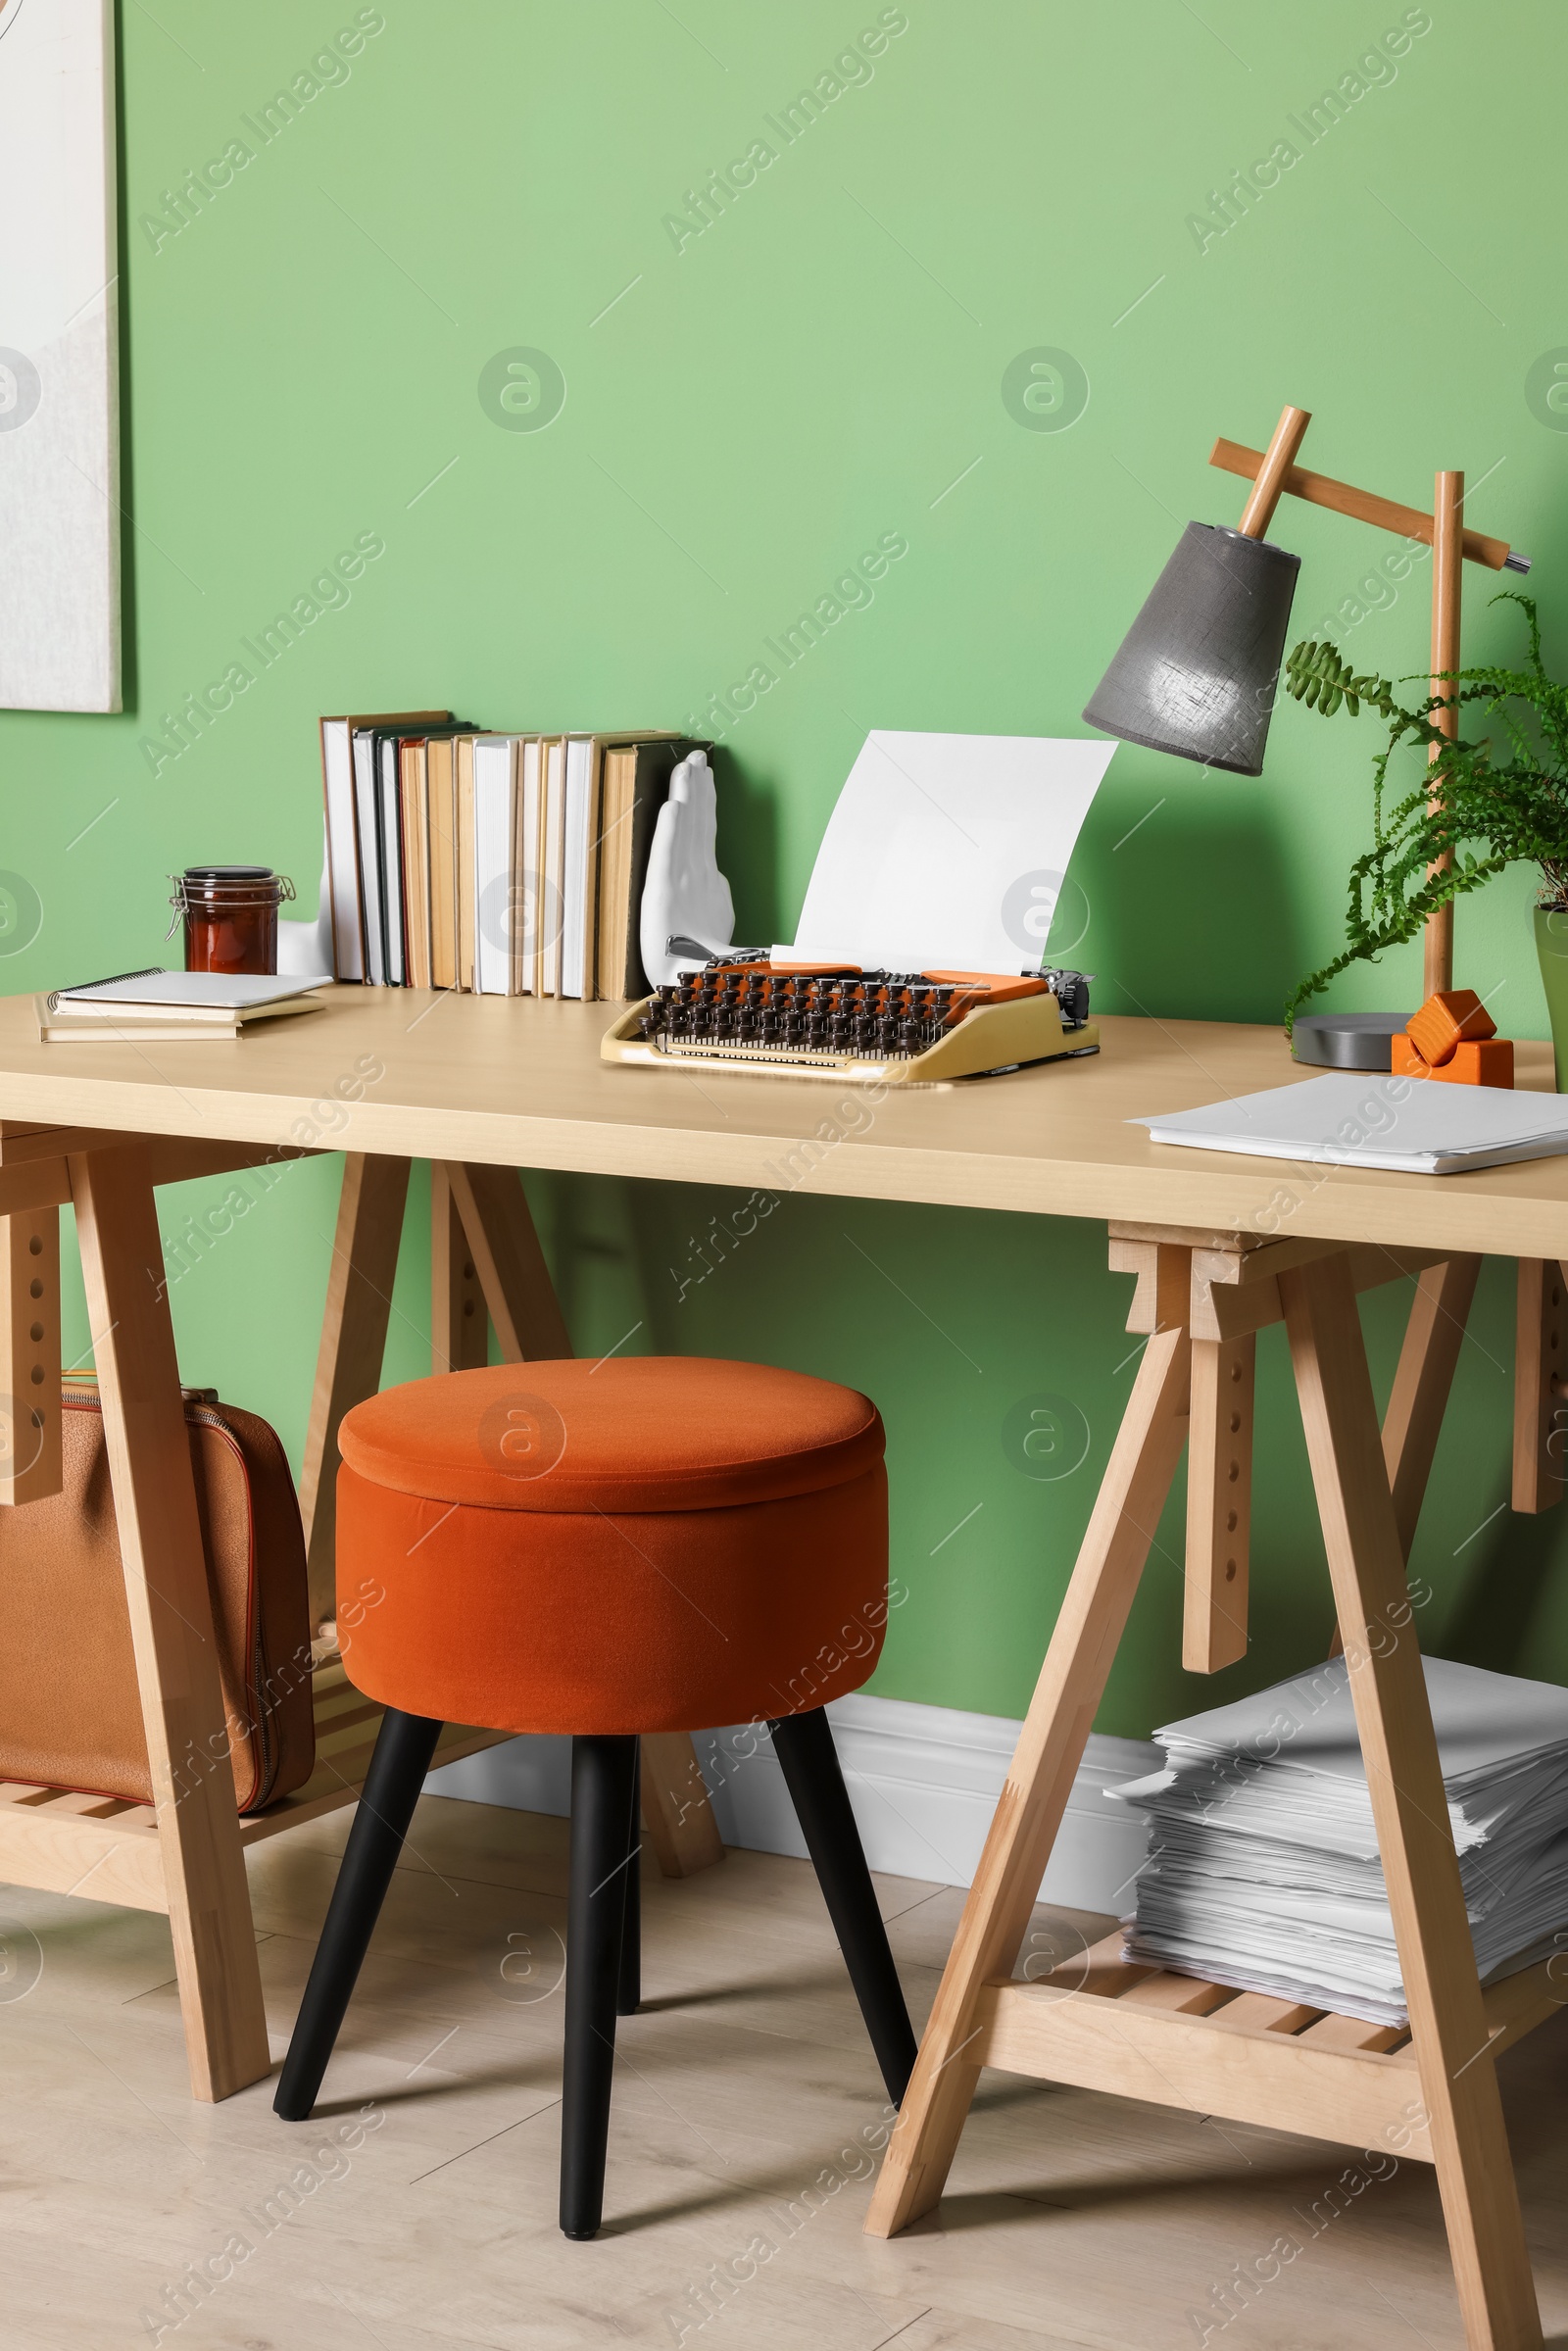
[274,1706,443,2121]
[561,1733,639,2238]
[617,1741,641,2017]
[768,1707,918,2107]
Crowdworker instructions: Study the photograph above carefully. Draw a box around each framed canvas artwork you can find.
[0,0,120,712]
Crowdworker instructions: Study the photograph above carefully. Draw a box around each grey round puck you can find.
[1291,1011,1408,1071]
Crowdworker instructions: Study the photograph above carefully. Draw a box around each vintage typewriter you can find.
[601,953,1098,1085]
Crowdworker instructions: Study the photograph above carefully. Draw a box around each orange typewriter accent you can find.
[1391,989,1513,1088]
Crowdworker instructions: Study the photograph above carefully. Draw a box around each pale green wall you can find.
[9,1,1568,1734]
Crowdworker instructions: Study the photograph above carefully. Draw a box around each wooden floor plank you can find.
[18,1790,1567,2350]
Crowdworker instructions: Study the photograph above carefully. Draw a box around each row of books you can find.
[318,713,704,1000]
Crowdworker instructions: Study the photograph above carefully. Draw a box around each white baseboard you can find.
[425,1693,1157,1916]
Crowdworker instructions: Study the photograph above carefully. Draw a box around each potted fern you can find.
[1284,595,1568,1083]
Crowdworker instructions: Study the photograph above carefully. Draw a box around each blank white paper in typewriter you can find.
[777,731,1115,975]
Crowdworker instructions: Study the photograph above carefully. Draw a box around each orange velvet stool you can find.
[277,1355,916,2242]
[333,1355,891,1735]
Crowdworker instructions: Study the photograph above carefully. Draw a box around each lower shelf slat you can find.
[978,1937,1568,2158]
[238,1718,508,1843]
[0,1657,513,1904]
[976,1975,1433,2159]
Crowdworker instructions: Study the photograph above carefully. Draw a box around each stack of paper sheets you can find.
[1107,1655,1568,2026]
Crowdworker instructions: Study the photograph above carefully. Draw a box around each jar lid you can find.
[166,866,294,936]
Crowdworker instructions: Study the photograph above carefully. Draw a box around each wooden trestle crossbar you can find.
[866,1224,1563,2351]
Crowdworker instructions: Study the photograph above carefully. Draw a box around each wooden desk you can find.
[0,986,1563,1249]
[0,988,1560,2350]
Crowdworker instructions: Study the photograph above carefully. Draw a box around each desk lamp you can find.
[1083,406,1531,1066]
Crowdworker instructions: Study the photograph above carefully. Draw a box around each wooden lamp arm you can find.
[1235,406,1313,538]
[1211,435,1528,573]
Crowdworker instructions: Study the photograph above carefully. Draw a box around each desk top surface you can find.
[0,986,1564,1254]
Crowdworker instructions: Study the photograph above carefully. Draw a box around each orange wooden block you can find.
[1404,988,1494,1067]
[1392,1034,1513,1088]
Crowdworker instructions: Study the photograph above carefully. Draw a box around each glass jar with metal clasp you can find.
[168,865,295,974]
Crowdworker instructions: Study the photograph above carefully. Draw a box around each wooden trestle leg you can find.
[864,1246,1194,2234]
[431,1163,489,1374]
[72,1147,271,2102]
[868,1230,1541,2349]
[299,1152,413,1635]
[436,1161,571,1361]
[1328,1250,1480,1659]
[1514,1259,1567,1514]
[1283,1255,1540,2351]
[1383,1254,1481,1559]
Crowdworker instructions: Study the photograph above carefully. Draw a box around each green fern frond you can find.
[1283,641,1397,719]
[1281,598,1568,1033]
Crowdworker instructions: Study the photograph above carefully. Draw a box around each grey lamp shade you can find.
[1082,522,1301,776]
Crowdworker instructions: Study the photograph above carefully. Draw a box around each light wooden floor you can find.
[8,1793,1568,2351]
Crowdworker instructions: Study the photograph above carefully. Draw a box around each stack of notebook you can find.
[1107,1655,1568,2026]
[36,970,327,1044]
[1137,1071,1568,1176]
[318,715,705,1000]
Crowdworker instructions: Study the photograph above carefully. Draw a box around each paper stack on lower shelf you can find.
[1107,1654,1568,2027]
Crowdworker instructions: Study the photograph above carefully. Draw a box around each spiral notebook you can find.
[37,967,328,1043]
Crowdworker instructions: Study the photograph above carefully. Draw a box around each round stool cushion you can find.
[335,1358,889,1736]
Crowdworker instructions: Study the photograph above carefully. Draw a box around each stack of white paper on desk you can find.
[1107,1655,1568,2026]
[776,731,1115,973]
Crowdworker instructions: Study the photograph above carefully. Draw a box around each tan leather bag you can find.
[0,1376,316,1813]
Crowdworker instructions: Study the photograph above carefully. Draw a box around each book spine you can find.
[456,737,476,992]
[358,747,386,985]
[320,720,365,982]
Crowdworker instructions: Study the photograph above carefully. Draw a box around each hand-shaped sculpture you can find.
[639,749,735,988]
